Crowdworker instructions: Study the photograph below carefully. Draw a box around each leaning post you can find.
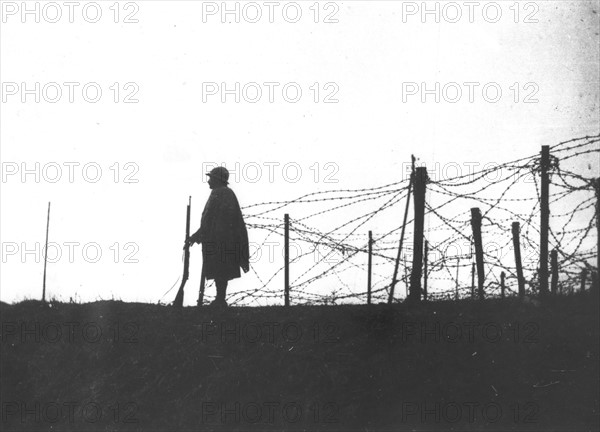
[390,155,416,304]
[512,222,526,298]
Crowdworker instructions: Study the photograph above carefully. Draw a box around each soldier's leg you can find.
[215,278,228,304]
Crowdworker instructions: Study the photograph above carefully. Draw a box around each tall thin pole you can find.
[423,240,428,301]
[512,222,525,298]
[539,145,550,297]
[42,202,51,303]
[595,178,600,292]
[390,155,415,304]
[284,213,290,306]
[470,208,485,300]
[409,167,428,302]
[367,230,373,305]
[500,271,505,299]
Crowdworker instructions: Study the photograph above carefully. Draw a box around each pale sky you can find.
[1,0,599,305]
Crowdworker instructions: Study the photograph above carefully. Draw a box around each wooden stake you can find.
[500,271,505,298]
[284,213,290,306]
[512,222,525,298]
[423,240,428,301]
[539,145,550,296]
[409,167,428,302]
[42,202,51,303]
[470,208,485,300]
[367,230,373,305]
[594,178,600,292]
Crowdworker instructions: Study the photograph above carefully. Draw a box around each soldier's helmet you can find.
[206,166,229,185]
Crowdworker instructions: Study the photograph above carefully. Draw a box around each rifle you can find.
[173,196,191,308]
[197,264,206,307]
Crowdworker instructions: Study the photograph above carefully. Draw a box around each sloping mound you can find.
[1,295,598,431]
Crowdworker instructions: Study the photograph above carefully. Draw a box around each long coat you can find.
[193,186,249,281]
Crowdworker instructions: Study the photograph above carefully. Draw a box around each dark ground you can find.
[1,293,598,431]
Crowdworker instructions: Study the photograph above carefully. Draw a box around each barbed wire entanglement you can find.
[230,135,599,306]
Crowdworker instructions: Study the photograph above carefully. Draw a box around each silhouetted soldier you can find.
[186,167,249,306]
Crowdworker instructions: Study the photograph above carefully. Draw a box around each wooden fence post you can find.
[367,230,373,305]
[423,240,428,301]
[500,271,505,298]
[42,202,51,303]
[409,167,428,301]
[539,145,550,297]
[470,208,485,300]
[512,222,525,298]
[284,214,290,306]
[551,249,558,295]
[594,178,600,292]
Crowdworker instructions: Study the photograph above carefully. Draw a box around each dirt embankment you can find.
[1,294,599,431]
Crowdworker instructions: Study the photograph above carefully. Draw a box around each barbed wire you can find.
[199,135,600,306]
